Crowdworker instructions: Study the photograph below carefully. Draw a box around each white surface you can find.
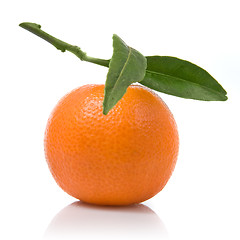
[1,0,239,239]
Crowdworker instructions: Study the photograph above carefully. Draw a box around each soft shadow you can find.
[44,201,168,240]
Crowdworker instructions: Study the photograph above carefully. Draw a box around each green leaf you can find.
[103,34,147,115]
[20,22,227,103]
[140,56,227,101]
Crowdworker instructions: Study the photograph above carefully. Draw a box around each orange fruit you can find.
[44,84,179,205]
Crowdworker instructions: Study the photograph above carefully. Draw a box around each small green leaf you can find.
[140,56,227,101]
[103,34,147,115]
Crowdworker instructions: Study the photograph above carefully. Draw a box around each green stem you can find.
[19,22,110,68]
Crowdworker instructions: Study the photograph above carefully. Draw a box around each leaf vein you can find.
[109,46,132,94]
[145,70,227,96]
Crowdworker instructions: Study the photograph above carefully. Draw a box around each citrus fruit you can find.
[44,84,179,205]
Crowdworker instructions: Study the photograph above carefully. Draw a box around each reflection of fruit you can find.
[44,201,168,239]
[44,84,179,205]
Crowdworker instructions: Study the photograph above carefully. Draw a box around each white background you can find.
[1,0,239,239]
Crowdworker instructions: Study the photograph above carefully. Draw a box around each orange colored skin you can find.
[44,84,179,205]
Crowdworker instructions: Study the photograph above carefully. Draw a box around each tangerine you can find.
[44,84,179,205]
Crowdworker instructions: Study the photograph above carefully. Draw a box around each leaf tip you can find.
[102,105,110,116]
[112,33,119,40]
[223,94,228,101]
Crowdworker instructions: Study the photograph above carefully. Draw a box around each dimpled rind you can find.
[44,84,179,205]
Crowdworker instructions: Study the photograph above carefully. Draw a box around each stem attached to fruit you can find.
[19,22,110,68]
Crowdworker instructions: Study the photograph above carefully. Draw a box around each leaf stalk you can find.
[19,22,109,67]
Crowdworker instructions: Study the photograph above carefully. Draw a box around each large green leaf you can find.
[103,35,147,115]
[140,56,227,101]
